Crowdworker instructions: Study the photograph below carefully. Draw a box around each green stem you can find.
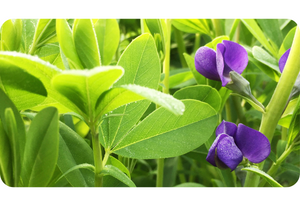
[156,158,164,187]
[193,33,201,54]
[173,25,188,68]
[243,26,300,187]
[281,127,288,141]
[232,96,246,124]
[225,99,232,122]
[90,123,103,187]
[229,19,241,41]
[177,157,187,183]
[212,19,224,37]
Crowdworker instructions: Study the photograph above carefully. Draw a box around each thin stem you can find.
[177,157,187,183]
[229,19,241,41]
[90,123,103,187]
[193,33,201,54]
[243,26,300,187]
[173,25,188,68]
[232,96,246,124]
[259,145,293,187]
[156,158,164,187]
[225,99,232,122]
[212,19,224,37]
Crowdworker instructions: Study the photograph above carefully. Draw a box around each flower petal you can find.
[217,135,243,171]
[279,48,291,73]
[195,46,220,81]
[235,124,271,163]
[216,120,237,138]
[216,43,233,86]
[206,133,228,167]
[222,40,248,75]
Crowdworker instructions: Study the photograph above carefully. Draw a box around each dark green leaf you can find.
[21,107,59,187]
[100,165,136,187]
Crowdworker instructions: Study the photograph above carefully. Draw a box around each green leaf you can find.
[241,19,277,57]
[106,156,131,178]
[73,19,101,69]
[0,52,75,113]
[231,93,265,113]
[242,167,283,187]
[1,19,22,51]
[279,26,296,57]
[56,19,83,69]
[0,89,26,186]
[112,100,218,159]
[21,19,38,54]
[183,53,206,85]
[205,35,229,50]
[169,71,195,89]
[173,85,221,112]
[175,182,205,187]
[94,19,120,65]
[252,46,280,73]
[0,119,13,186]
[172,19,211,36]
[287,96,300,149]
[279,97,299,128]
[21,107,59,187]
[100,165,136,187]
[256,19,283,51]
[52,66,124,119]
[29,19,56,54]
[145,19,166,55]
[99,33,160,149]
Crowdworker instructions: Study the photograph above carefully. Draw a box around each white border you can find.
[0,0,299,199]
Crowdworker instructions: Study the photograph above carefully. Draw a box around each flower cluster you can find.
[206,121,271,171]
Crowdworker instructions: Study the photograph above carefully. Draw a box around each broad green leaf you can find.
[175,182,205,187]
[94,19,120,65]
[173,85,221,112]
[172,19,211,36]
[256,19,283,51]
[0,52,75,113]
[1,19,22,51]
[56,19,83,69]
[73,19,101,69]
[29,19,56,54]
[145,19,166,55]
[0,120,13,186]
[21,107,59,187]
[0,64,47,110]
[241,19,277,57]
[100,33,160,149]
[279,97,298,128]
[21,19,38,54]
[279,27,296,57]
[52,66,124,120]
[242,167,283,187]
[106,156,131,178]
[248,56,280,82]
[0,89,26,186]
[252,46,280,73]
[100,165,136,187]
[205,35,229,50]
[112,100,218,159]
[183,53,206,85]
[169,71,195,89]
[287,96,300,149]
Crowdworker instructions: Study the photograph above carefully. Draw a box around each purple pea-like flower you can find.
[195,40,248,86]
[206,121,271,171]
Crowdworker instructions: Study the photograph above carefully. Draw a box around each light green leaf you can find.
[0,121,13,186]
[100,165,136,187]
[21,19,38,54]
[256,19,283,51]
[145,19,166,55]
[1,19,22,51]
[231,93,265,113]
[73,19,101,69]
[52,66,124,119]
[252,46,280,72]
[183,53,206,85]
[106,156,131,178]
[56,19,83,69]
[21,107,59,187]
[173,85,221,112]
[242,167,283,187]
[0,89,26,186]
[205,35,229,50]
[279,97,298,128]
[172,19,211,36]
[0,52,75,113]
[169,71,195,89]
[279,27,296,57]
[112,100,218,159]
[175,182,205,187]
[94,19,120,65]
[287,96,300,149]
[241,19,277,57]
[99,33,160,149]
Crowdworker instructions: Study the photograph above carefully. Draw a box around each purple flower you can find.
[206,121,271,171]
[195,40,248,86]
